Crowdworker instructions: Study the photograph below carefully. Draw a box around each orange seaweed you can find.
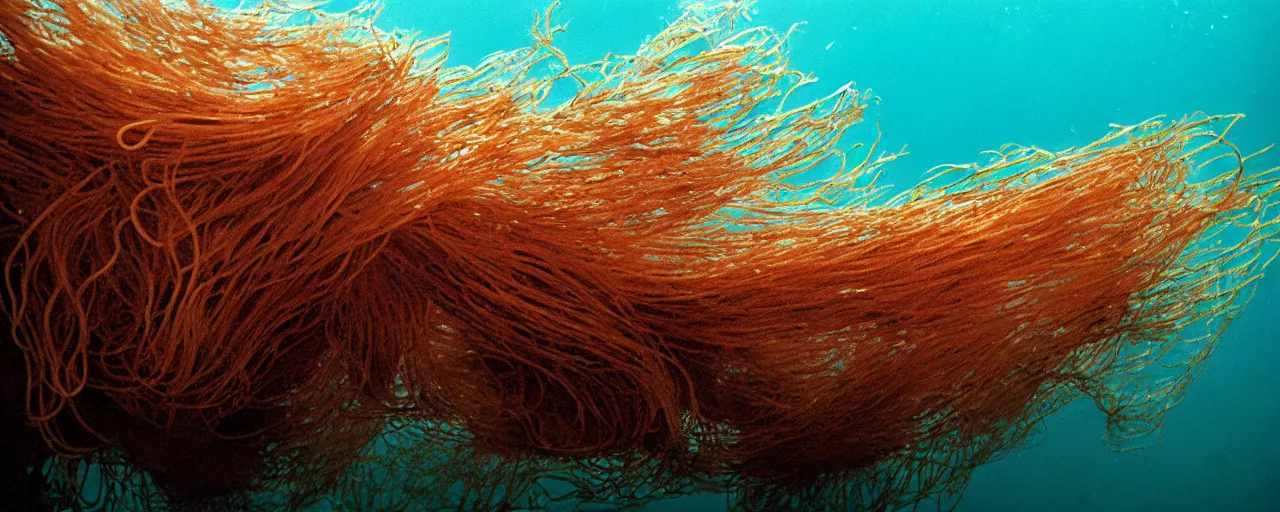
[0,0,1276,510]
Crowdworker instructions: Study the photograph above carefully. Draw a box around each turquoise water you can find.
[238,0,1278,509]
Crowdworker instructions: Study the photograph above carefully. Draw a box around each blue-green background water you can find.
[246,0,1279,509]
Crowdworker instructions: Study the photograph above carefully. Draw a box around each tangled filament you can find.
[0,0,1276,510]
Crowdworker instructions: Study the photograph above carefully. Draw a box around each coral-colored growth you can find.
[0,1,1275,510]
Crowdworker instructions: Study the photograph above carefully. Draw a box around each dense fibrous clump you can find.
[0,0,1276,510]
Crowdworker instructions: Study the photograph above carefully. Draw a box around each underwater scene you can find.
[0,0,1277,510]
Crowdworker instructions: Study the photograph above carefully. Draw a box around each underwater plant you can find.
[0,0,1276,510]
